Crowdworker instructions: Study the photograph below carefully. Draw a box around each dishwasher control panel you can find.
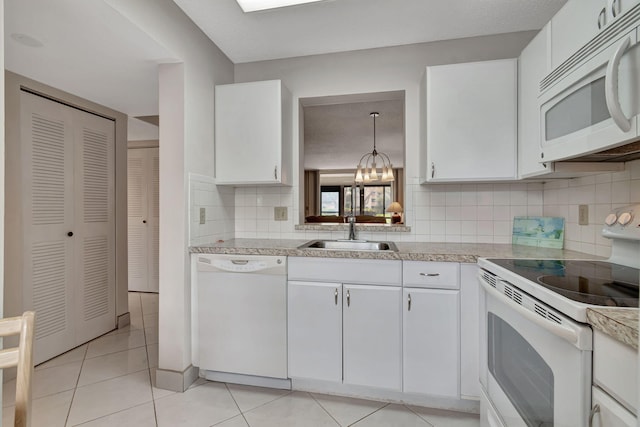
[196,254,286,274]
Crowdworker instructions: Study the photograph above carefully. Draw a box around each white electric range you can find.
[477,204,640,427]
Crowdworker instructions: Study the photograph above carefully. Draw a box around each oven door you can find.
[539,27,640,162]
[479,273,592,427]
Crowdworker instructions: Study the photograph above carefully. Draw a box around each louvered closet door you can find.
[73,110,116,344]
[127,149,148,291]
[127,147,159,293]
[20,91,76,364]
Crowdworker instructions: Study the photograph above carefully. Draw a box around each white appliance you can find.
[195,254,290,388]
[478,204,640,427]
[539,6,640,162]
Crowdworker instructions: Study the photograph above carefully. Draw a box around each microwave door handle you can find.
[478,274,583,348]
[605,36,632,132]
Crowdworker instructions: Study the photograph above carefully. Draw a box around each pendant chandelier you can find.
[355,112,394,183]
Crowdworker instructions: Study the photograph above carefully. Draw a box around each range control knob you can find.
[618,212,633,226]
[605,213,618,226]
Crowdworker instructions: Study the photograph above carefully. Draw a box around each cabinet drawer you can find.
[402,261,459,289]
[592,386,637,427]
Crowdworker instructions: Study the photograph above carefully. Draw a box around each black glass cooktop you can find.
[487,259,640,307]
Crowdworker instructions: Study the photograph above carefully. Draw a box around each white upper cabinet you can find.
[519,25,552,179]
[551,0,640,70]
[214,80,292,186]
[423,58,517,182]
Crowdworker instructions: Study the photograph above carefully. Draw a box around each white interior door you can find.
[127,147,159,292]
[20,91,76,364]
[20,90,116,363]
[74,111,116,344]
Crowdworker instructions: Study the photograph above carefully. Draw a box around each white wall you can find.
[233,32,538,243]
[544,158,640,257]
[106,0,234,391]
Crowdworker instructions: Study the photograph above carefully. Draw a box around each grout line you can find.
[347,403,390,427]
[224,383,251,426]
[405,404,436,427]
[63,342,88,426]
[309,393,341,426]
[138,293,160,427]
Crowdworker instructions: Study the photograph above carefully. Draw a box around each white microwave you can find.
[539,25,640,163]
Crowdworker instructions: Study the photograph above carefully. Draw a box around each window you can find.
[320,186,342,216]
[344,185,391,217]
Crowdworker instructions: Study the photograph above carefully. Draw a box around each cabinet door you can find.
[551,0,606,70]
[343,284,402,390]
[215,80,284,185]
[403,288,459,397]
[288,281,342,382]
[426,59,517,182]
[519,25,553,179]
[460,264,480,399]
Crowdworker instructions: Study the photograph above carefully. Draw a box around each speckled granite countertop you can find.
[587,308,638,349]
[191,239,637,347]
[190,238,598,263]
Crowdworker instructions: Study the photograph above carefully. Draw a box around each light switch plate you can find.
[200,207,206,224]
[274,206,287,221]
[578,205,588,225]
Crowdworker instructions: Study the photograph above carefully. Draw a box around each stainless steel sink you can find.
[298,239,398,252]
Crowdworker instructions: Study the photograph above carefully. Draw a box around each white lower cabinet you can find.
[343,284,402,390]
[403,287,459,397]
[288,281,342,382]
[288,280,402,390]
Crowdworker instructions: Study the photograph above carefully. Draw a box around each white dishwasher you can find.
[196,254,289,387]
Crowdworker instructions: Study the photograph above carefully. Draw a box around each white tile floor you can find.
[2,292,480,426]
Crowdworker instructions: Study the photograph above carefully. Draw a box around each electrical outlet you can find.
[274,206,288,221]
[578,205,589,225]
[199,207,206,225]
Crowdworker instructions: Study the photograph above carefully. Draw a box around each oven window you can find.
[488,313,554,427]
[545,76,610,141]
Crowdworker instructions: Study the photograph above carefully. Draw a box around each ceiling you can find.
[4,0,567,120]
[4,0,173,117]
[173,0,567,63]
[304,95,404,171]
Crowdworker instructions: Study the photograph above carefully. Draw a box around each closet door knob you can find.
[67,231,74,237]
[143,220,147,224]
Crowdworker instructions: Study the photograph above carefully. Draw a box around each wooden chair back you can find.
[0,311,36,427]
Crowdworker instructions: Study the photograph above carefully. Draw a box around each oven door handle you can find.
[479,276,581,347]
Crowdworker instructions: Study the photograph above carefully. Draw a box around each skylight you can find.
[236,0,324,13]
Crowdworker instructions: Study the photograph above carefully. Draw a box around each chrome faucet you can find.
[348,215,357,240]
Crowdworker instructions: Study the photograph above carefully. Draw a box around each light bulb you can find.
[381,166,389,181]
[364,171,371,183]
[370,162,378,180]
[355,165,363,183]
[387,165,395,182]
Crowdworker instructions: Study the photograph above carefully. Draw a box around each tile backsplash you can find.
[189,159,640,255]
[229,158,640,256]
[189,173,235,245]
[543,158,640,257]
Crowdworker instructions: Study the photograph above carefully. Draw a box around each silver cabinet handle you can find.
[589,404,600,426]
[612,0,620,17]
[346,290,350,307]
[598,8,606,29]
[334,288,338,305]
[408,293,412,311]
[431,162,435,179]
[419,272,440,277]
[274,165,278,180]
